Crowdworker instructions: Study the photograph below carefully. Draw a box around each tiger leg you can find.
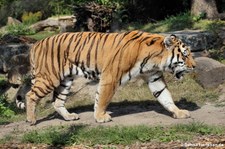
[146,72,190,119]
[94,78,117,123]
[26,80,52,125]
[52,76,79,121]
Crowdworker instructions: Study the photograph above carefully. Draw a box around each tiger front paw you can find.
[64,113,79,121]
[173,109,190,119]
[94,112,112,123]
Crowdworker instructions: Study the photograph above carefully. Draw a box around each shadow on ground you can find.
[36,98,200,125]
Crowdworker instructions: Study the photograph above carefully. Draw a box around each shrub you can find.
[0,94,15,118]
[21,11,42,25]
[5,24,35,35]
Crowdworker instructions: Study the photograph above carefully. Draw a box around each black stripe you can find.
[42,80,54,92]
[140,54,152,73]
[44,72,58,88]
[74,34,89,65]
[153,86,166,98]
[128,71,132,80]
[45,37,52,75]
[150,75,162,83]
[62,33,71,43]
[55,34,61,43]
[94,33,103,75]
[111,32,144,72]
[168,48,175,69]
[31,88,45,98]
[146,37,160,46]
[101,33,110,49]
[34,41,43,70]
[177,54,180,62]
[72,33,83,52]
[111,34,119,48]
[86,34,97,67]
[53,91,67,99]
[51,36,59,80]
[140,36,150,43]
[60,83,69,88]
[115,31,132,48]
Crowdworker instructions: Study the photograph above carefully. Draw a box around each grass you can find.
[18,122,224,146]
[111,73,219,105]
[26,30,59,41]
[127,12,225,33]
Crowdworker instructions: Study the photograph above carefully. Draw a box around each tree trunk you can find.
[191,0,219,19]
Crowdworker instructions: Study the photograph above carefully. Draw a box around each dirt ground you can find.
[0,103,224,139]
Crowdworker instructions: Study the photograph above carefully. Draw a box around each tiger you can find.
[20,30,196,125]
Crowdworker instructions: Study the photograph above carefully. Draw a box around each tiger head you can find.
[163,34,196,79]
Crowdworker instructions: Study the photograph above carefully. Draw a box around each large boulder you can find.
[0,44,32,72]
[29,16,76,33]
[0,34,36,72]
[194,57,225,88]
[7,17,21,25]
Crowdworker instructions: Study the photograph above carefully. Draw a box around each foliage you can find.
[21,11,42,25]
[5,24,35,35]
[128,12,225,33]
[0,76,7,88]
[0,94,15,118]
[192,12,206,22]
[21,122,224,146]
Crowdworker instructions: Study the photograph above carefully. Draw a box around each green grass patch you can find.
[20,122,224,146]
[26,30,59,41]
[5,24,36,35]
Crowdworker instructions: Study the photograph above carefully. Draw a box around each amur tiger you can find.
[18,30,196,125]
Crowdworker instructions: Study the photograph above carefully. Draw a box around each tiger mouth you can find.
[174,70,185,79]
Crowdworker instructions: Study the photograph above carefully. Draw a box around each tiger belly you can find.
[71,64,100,80]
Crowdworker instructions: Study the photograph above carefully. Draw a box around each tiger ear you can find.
[164,34,176,50]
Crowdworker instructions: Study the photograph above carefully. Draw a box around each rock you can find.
[7,17,21,25]
[0,34,37,44]
[7,64,30,85]
[0,44,32,72]
[194,57,225,88]
[6,53,30,85]
[162,30,218,52]
[29,16,76,33]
